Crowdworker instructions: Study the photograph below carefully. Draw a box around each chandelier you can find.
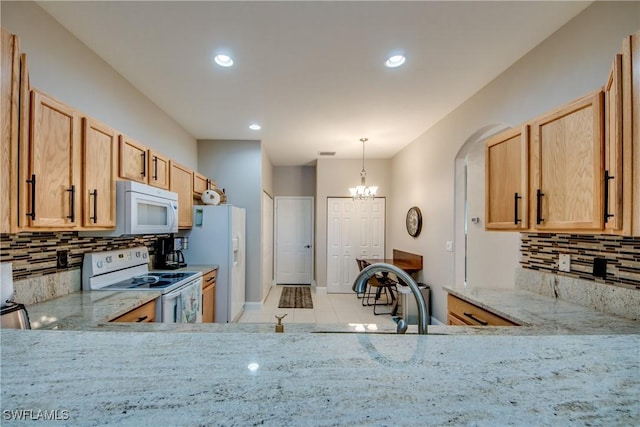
[349,138,378,200]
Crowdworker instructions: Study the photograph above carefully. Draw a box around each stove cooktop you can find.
[99,271,201,292]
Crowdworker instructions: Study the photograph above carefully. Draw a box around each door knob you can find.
[304,245,311,248]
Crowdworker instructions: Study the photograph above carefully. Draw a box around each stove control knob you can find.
[142,252,147,259]
[96,261,104,269]
[105,256,113,263]
[135,251,140,258]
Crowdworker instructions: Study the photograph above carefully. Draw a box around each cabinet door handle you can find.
[26,174,36,220]
[463,312,488,326]
[206,179,210,190]
[90,189,98,223]
[604,170,614,223]
[536,189,544,225]
[141,152,146,177]
[66,185,76,222]
[514,192,522,225]
[153,156,158,181]
[136,315,148,322]
[206,276,216,283]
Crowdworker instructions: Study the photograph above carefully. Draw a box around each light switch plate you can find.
[445,241,453,252]
[559,254,571,272]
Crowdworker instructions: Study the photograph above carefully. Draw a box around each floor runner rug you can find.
[278,286,313,309]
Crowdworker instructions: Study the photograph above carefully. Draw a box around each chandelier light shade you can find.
[349,138,378,200]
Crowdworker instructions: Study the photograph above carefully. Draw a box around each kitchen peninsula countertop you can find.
[443,286,639,335]
[1,329,638,426]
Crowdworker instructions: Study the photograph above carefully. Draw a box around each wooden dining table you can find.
[362,248,423,276]
[361,250,423,316]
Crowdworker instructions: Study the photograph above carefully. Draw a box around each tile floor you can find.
[238,285,397,328]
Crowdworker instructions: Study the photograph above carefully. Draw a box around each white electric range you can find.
[82,247,203,323]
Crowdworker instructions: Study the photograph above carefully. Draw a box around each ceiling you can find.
[37,1,591,166]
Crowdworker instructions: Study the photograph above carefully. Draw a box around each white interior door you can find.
[327,198,385,293]
[262,192,274,300]
[275,197,313,284]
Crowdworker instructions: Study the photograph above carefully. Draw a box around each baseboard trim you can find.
[244,302,263,311]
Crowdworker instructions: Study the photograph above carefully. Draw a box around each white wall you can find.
[389,1,640,323]
[1,1,197,169]
[316,158,391,287]
[197,139,264,303]
[262,149,274,197]
[273,166,316,197]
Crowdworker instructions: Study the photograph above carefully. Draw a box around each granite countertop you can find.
[443,286,640,335]
[1,329,638,426]
[26,291,161,330]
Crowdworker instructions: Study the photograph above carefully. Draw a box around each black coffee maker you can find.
[155,237,186,270]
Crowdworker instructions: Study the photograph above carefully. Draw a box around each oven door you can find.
[127,191,178,235]
[159,278,203,323]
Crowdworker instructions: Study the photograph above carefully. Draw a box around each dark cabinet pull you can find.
[536,189,544,225]
[90,189,98,223]
[514,192,522,225]
[153,156,158,181]
[463,312,488,326]
[141,152,146,177]
[26,174,36,220]
[206,179,210,189]
[604,170,614,224]
[136,315,148,323]
[206,276,216,283]
[67,185,75,222]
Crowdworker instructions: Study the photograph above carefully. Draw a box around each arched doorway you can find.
[453,124,521,289]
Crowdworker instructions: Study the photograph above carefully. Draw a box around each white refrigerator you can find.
[183,205,246,323]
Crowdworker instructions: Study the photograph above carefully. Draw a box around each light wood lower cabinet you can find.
[202,269,217,323]
[111,299,156,323]
[447,294,519,326]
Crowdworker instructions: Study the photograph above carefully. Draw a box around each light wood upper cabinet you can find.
[603,54,624,233]
[118,135,147,184]
[530,91,604,232]
[193,172,216,197]
[27,90,81,229]
[485,125,529,230]
[82,117,117,228]
[1,29,20,233]
[615,31,639,236]
[148,150,170,190]
[170,161,194,229]
[2,29,30,233]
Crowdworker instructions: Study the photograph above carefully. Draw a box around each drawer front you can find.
[447,294,518,326]
[111,300,156,323]
[202,269,217,286]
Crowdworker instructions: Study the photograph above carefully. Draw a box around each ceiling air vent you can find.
[318,151,336,156]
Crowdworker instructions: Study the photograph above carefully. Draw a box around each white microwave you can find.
[81,181,178,236]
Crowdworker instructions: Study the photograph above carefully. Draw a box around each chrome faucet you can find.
[352,263,428,335]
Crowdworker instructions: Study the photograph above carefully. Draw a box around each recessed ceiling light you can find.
[385,54,406,68]
[214,54,234,67]
[249,124,261,130]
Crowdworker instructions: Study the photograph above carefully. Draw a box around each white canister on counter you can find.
[1,262,14,306]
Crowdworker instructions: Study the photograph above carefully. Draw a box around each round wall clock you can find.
[406,206,422,237]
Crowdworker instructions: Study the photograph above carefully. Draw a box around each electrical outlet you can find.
[558,254,571,272]
[445,241,454,252]
[56,250,69,269]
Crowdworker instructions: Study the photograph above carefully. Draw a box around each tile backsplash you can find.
[0,232,164,281]
[520,233,640,291]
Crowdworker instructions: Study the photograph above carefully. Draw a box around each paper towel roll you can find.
[1,262,14,306]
